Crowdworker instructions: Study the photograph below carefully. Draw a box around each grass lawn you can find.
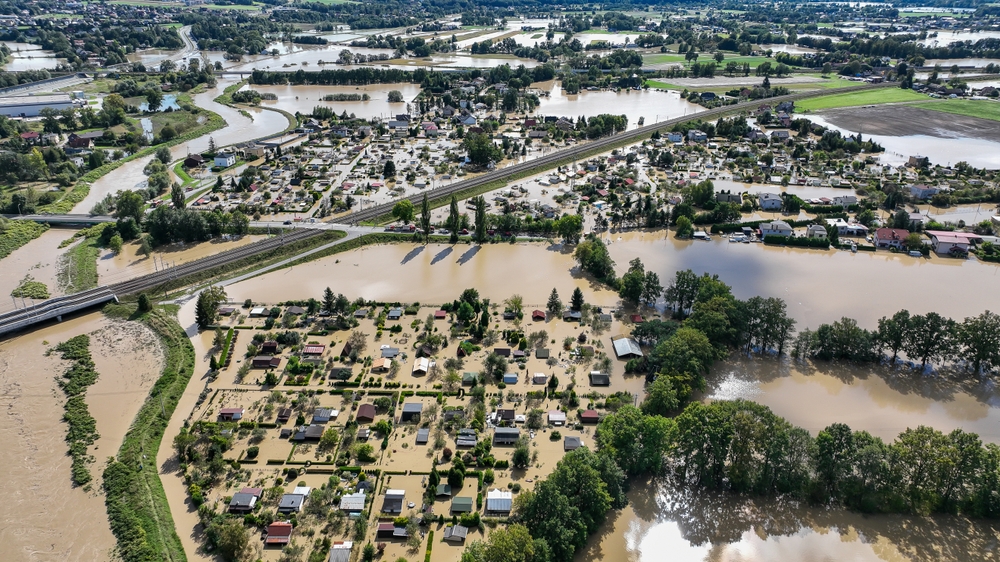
[796,88,929,111]
[916,99,1000,122]
[148,110,203,137]
[645,80,684,89]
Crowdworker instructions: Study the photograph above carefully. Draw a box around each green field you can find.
[917,99,1000,122]
[796,88,928,111]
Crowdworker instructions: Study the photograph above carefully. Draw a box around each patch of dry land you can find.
[0,313,163,562]
[166,297,648,561]
[819,103,1000,141]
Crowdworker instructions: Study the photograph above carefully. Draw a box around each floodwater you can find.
[710,356,1000,443]
[806,113,1000,168]
[224,241,620,307]
[577,479,1000,562]
[917,202,1000,226]
[0,228,69,307]
[2,42,63,71]
[243,83,421,120]
[0,313,163,562]
[534,82,704,128]
[96,234,266,286]
[74,77,289,213]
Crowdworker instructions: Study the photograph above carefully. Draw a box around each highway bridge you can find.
[0,82,892,337]
[4,214,116,226]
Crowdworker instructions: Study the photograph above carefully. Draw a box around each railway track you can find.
[108,228,317,296]
[341,82,893,225]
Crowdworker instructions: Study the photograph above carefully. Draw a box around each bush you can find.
[245,446,259,459]
[550,431,562,441]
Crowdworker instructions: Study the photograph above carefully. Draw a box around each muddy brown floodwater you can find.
[0,313,163,562]
[224,236,1000,561]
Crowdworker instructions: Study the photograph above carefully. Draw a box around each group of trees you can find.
[673,400,1000,518]
[794,309,1000,373]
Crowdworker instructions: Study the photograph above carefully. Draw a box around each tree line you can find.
[794,309,1000,373]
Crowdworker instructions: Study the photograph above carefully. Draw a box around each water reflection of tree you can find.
[654,479,1000,562]
[711,354,1000,408]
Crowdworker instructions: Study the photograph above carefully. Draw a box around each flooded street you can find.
[1,42,63,71]
[0,313,163,562]
[0,228,70,302]
[97,235,266,286]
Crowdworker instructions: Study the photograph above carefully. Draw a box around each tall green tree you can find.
[448,195,460,243]
[546,288,562,317]
[322,287,335,314]
[195,286,227,329]
[958,311,1000,374]
[904,312,955,369]
[391,199,414,224]
[170,183,185,209]
[474,196,487,243]
[420,193,431,239]
[876,309,911,363]
[570,287,584,312]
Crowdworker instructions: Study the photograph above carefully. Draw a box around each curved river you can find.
[74,78,290,213]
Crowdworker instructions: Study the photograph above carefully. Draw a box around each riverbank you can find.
[102,303,195,562]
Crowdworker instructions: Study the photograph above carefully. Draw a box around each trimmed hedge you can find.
[763,235,830,249]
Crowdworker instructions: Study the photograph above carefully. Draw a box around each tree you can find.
[904,232,924,251]
[420,193,431,238]
[641,375,679,416]
[546,288,562,317]
[322,287,335,314]
[109,233,123,255]
[595,405,674,476]
[482,352,508,383]
[138,234,153,257]
[195,286,227,329]
[650,327,718,400]
[137,293,153,312]
[664,269,700,316]
[155,146,172,165]
[556,214,583,244]
[210,518,251,562]
[448,195,460,243]
[958,311,1000,374]
[905,312,955,369]
[171,184,185,209]
[392,199,415,224]
[674,216,694,239]
[876,309,911,363]
[457,301,476,326]
[115,190,145,226]
[619,258,646,306]
[463,133,503,168]
[387,90,404,103]
[512,441,531,468]
[570,287,584,312]
[383,160,396,178]
[473,196,487,243]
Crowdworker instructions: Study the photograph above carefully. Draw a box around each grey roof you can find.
[416,428,430,444]
[589,372,610,386]
[402,402,423,413]
[381,347,400,358]
[444,525,469,541]
[612,337,643,358]
[339,492,366,512]
[230,493,256,509]
[278,494,304,512]
[451,497,474,512]
[436,483,452,496]
[456,437,478,447]
[486,489,513,512]
[535,348,549,359]
[564,436,583,450]
[328,547,352,562]
[382,496,404,513]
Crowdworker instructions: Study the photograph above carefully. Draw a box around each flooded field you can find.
[245,83,421,120]
[2,42,63,71]
[97,234,266,286]
[534,82,704,128]
[0,313,163,562]
[0,228,69,302]
[806,110,1000,168]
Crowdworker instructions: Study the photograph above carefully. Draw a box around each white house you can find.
[760,220,793,237]
[825,218,869,237]
[806,224,828,238]
[758,192,782,210]
[833,195,857,207]
[485,489,513,514]
[215,152,236,168]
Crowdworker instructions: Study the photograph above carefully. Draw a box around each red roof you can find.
[630,314,644,323]
[875,228,909,242]
[240,487,263,497]
[532,310,545,320]
[303,345,325,355]
[357,403,376,421]
[265,522,293,544]
[20,131,39,139]
[434,310,447,319]
[219,407,244,415]
[581,409,599,421]
[377,522,395,532]
[624,178,634,185]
